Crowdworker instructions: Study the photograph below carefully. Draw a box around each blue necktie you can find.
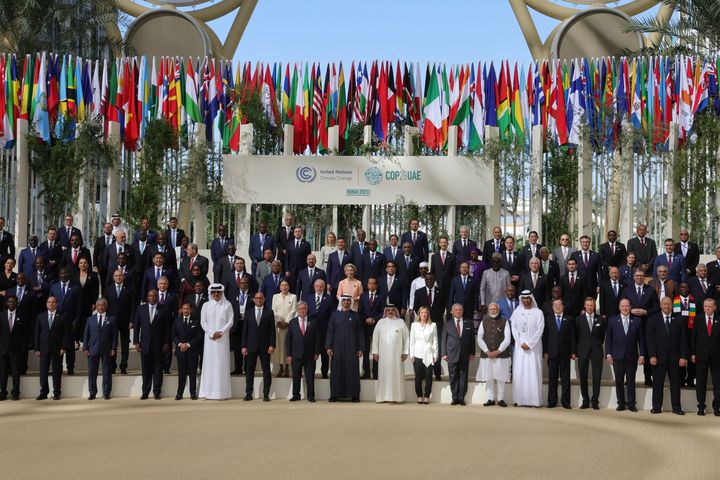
[556,315,562,331]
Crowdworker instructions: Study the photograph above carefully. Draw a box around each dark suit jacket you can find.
[675,241,700,278]
[17,247,39,276]
[103,243,136,274]
[543,312,575,358]
[248,233,275,270]
[286,239,312,277]
[180,255,209,283]
[598,241,627,278]
[646,311,688,362]
[325,250,352,289]
[382,246,402,267]
[0,230,15,264]
[377,275,407,310]
[358,291,386,324]
[519,272,550,308]
[260,273,285,308]
[539,259,560,290]
[401,230,429,262]
[38,241,63,274]
[57,226,83,249]
[452,238,477,271]
[599,279,622,318]
[500,250,522,278]
[361,250,385,286]
[28,270,55,304]
[519,243,542,273]
[430,250,455,292]
[222,270,257,300]
[34,311,69,355]
[413,285,445,323]
[691,313,720,362]
[132,241,152,277]
[93,235,115,275]
[440,316,474,362]
[482,238,505,264]
[83,314,118,356]
[559,272,587,317]
[165,228,186,250]
[60,247,92,282]
[241,306,276,352]
[172,315,203,355]
[626,236,657,271]
[570,250,601,293]
[0,309,26,355]
[105,282,134,326]
[140,266,176,300]
[573,312,605,359]
[605,314,645,360]
[132,230,157,245]
[446,275,478,316]
[294,267,326,300]
[620,284,660,320]
[133,303,170,354]
[275,225,295,264]
[396,255,420,284]
[49,282,81,328]
[689,276,714,305]
[146,244,177,274]
[349,242,369,281]
[306,293,333,329]
[285,316,321,359]
[653,253,687,284]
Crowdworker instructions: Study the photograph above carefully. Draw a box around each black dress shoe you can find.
[231,369,242,376]
[458,400,466,406]
[644,380,652,387]
[546,404,556,409]
[328,397,338,402]
[289,396,301,402]
[263,396,270,402]
[672,409,685,415]
[497,400,507,408]
[686,381,696,388]
[308,398,316,402]
[592,404,600,410]
[714,409,720,417]
[360,373,370,379]
[616,405,626,412]
[579,403,590,409]
[67,370,74,376]
[628,406,638,412]
[0,393,8,401]
[11,394,20,401]
[351,397,360,403]
[483,400,496,407]
[562,404,571,410]
[322,374,329,379]
[651,408,662,414]
[103,395,111,400]
[175,394,182,401]
[52,395,61,401]
[435,375,442,381]
[140,394,149,400]
[191,394,198,400]
[243,395,253,401]
[120,368,127,375]
[451,400,459,405]
[697,407,706,416]
[88,395,96,400]
[36,394,48,401]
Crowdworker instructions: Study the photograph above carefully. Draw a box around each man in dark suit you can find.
[285,301,320,402]
[179,244,209,284]
[626,224,657,275]
[441,304,475,405]
[226,275,251,375]
[498,285,519,320]
[165,217,186,251]
[18,235,39,277]
[570,236,601,295]
[103,230,135,277]
[49,268,81,375]
[173,302,203,400]
[559,258,587,318]
[132,231,152,282]
[38,227,62,276]
[413,272,445,379]
[518,257,550,310]
[574,297,605,409]
[396,242,420,287]
[60,234,92,283]
[676,228,700,279]
[430,236,455,293]
[248,223,274,275]
[452,226,477,271]
[133,290,171,399]
[599,266,623,318]
[285,227,312,285]
[675,282,697,388]
[34,296,68,400]
[349,229,368,282]
[222,257,257,300]
[377,261,407,312]
[106,270,134,374]
[358,277,385,379]
[141,253,176,300]
[605,298,646,412]
[294,253,326,302]
[383,234,401,266]
[83,298,118,400]
[691,298,720,416]
[93,223,114,284]
[361,239,385,288]
[259,260,285,308]
[132,218,157,245]
[447,262,478,319]
[157,277,179,373]
[690,264,714,305]
[213,243,237,288]
[653,238,687,284]
[57,215,83,249]
[28,257,55,319]
[0,217,15,265]
[543,298,575,409]
[241,292,276,401]
[306,279,333,378]
[325,238,351,292]
[275,213,295,271]
[646,296,688,414]
[9,274,35,374]
[598,230,627,280]
[401,218,429,263]
[210,224,234,283]
[482,225,504,265]
[500,236,522,284]
[621,267,660,386]
[146,232,178,276]
[519,230,542,273]
[538,247,560,290]
[0,296,25,400]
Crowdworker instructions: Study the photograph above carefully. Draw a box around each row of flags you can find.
[0,53,718,153]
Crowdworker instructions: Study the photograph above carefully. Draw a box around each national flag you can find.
[261,64,280,128]
[496,61,510,140]
[485,63,498,127]
[422,65,442,150]
[567,59,586,145]
[184,57,201,123]
[510,63,524,143]
[468,62,485,152]
[20,54,33,121]
[32,53,50,142]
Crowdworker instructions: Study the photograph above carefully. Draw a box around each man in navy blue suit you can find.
[361,239,385,288]
[259,260,285,308]
[543,298,575,409]
[377,261,407,312]
[249,223,274,275]
[325,238,351,293]
[358,277,385,379]
[133,290,171,400]
[285,227,312,284]
[17,235,39,277]
[38,227,62,276]
[605,298,646,412]
[452,226,477,273]
[34,296,68,400]
[132,218,158,245]
[49,268,80,375]
[401,218,429,263]
[295,253,326,300]
[653,238,687,284]
[210,224,234,283]
[57,215,83,249]
[621,268,659,386]
[306,279,333,378]
[498,285,518,320]
[447,262,478,319]
[570,235,601,295]
[106,270,134,375]
[286,301,321,402]
[83,298,118,400]
[241,292,276,401]
[141,253,176,300]
[349,229,368,282]
[173,302,203,400]
[383,234,401,265]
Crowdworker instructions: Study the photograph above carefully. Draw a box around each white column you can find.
[14,119,29,245]
[283,124,294,155]
[530,124,543,241]
[618,122,634,243]
[328,125,340,152]
[332,206,339,236]
[362,205,371,236]
[665,122,680,240]
[447,206,456,240]
[485,126,501,240]
[447,125,459,157]
[235,204,252,265]
[403,126,418,156]
[107,121,121,217]
[363,125,372,145]
[193,124,208,249]
[577,131,593,237]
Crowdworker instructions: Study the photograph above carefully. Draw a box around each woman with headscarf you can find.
[199,284,234,400]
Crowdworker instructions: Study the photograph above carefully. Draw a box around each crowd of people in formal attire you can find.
[0,211,718,415]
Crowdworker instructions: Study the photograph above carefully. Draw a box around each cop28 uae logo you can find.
[364,166,383,185]
[296,166,317,183]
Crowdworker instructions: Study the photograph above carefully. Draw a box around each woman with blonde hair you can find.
[317,231,337,273]
[271,279,297,377]
[336,263,363,312]
[408,306,438,404]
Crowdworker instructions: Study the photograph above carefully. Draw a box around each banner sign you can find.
[223,155,495,205]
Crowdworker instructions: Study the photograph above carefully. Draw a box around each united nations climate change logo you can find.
[296,166,316,183]
[364,166,383,185]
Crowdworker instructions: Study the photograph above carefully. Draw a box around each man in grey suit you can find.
[552,233,576,277]
[83,298,118,400]
[626,224,658,275]
[255,248,274,287]
[441,303,476,406]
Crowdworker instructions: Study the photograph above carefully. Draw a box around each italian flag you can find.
[422,65,442,150]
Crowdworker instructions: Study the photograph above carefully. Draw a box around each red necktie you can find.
[570,273,575,289]
[668,255,673,268]
[190,257,195,269]
[456,319,461,336]
[236,273,242,288]
[708,317,713,336]
[72,249,78,264]
[301,318,306,335]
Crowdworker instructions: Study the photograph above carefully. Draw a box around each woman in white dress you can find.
[408,307,438,404]
[317,231,337,273]
[271,279,297,377]
[199,284,234,400]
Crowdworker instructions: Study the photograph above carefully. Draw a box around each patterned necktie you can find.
[316,295,321,309]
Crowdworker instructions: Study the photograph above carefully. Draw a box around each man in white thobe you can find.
[371,305,409,403]
[199,284,234,400]
[510,290,545,407]
[477,302,512,407]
